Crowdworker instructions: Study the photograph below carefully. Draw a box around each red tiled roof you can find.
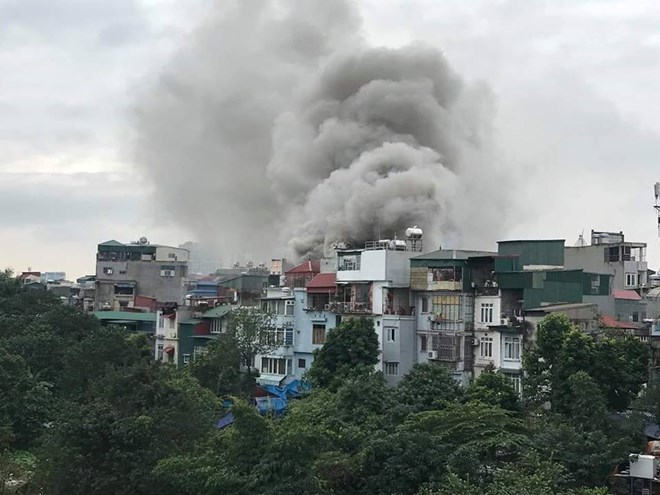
[613,290,642,300]
[286,260,321,274]
[600,315,639,330]
[306,272,337,293]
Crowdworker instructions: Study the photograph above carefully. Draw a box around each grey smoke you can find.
[133,0,510,261]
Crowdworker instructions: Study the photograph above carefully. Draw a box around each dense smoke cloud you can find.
[134,0,510,261]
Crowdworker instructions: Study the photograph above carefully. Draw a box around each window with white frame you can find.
[103,266,114,275]
[160,265,176,277]
[169,318,175,329]
[183,354,191,364]
[480,303,494,324]
[480,336,493,358]
[285,300,294,316]
[193,345,207,358]
[210,319,222,334]
[503,336,521,361]
[421,297,428,313]
[158,317,164,328]
[157,343,164,360]
[383,362,399,375]
[505,373,522,395]
[261,357,287,375]
[386,327,396,343]
[625,272,638,287]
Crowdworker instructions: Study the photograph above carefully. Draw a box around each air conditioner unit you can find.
[471,337,480,346]
[324,303,331,311]
[501,317,510,326]
[427,351,436,360]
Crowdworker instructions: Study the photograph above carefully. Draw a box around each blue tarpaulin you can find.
[215,412,235,429]
[261,379,310,400]
[255,396,288,416]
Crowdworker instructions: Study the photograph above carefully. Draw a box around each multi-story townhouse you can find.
[332,236,423,385]
[94,238,189,311]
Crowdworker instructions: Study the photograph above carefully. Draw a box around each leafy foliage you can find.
[307,317,379,389]
[227,306,275,370]
[0,273,650,494]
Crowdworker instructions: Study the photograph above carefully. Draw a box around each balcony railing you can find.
[327,302,372,314]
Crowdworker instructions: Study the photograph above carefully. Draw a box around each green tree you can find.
[466,366,520,412]
[0,349,53,449]
[397,362,463,412]
[307,317,379,389]
[187,335,255,398]
[228,307,275,372]
[35,364,219,495]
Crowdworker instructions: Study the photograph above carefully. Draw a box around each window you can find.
[284,327,294,346]
[168,253,177,259]
[158,317,165,328]
[421,297,429,313]
[626,272,638,287]
[383,362,399,375]
[480,303,494,324]
[160,265,176,277]
[261,357,287,375]
[210,319,222,334]
[504,336,521,361]
[183,354,191,364]
[386,327,396,343]
[431,294,461,321]
[298,358,306,369]
[420,334,428,352]
[480,336,493,358]
[269,328,285,346]
[169,318,175,329]
[103,267,114,275]
[313,324,326,345]
[157,344,164,360]
[193,345,207,358]
[505,374,522,395]
[632,312,639,323]
[285,300,294,316]
[119,270,127,275]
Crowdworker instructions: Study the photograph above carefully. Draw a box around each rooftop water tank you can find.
[406,226,423,239]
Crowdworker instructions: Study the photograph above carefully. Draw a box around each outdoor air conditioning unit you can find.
[501,317,510,326]
[471,337,480,346]
[427,351,436,360]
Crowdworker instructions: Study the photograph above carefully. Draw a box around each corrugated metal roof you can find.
[201,305,232,318]
[92,311,156,322]
[412,249,497,260]
[286,260,321,274]
[180,319,203,325]
[600,315,640,329]
[613,290,642,300]
[307,273,337,292]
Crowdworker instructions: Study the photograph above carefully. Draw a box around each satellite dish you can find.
[139,236,148,245]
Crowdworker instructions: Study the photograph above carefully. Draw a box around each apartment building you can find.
[94,238,189,311]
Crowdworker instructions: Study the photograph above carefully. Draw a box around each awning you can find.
[163,346,175,355]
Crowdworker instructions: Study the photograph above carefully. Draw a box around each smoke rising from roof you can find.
[133,0,510,261]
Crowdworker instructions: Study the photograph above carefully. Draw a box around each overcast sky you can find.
[2,0,659,278]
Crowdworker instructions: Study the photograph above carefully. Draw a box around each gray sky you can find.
[2,0,659,278]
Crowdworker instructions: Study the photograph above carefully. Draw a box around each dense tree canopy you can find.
[0,273,652,494]
[307,317,379,389]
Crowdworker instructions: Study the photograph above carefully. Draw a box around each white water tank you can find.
[629,454,659,479]
[650,274,660,288]
[406,226,423,239]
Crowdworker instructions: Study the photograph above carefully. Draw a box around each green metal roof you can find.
[92,311,156,322]
[201,305,232,318]
[412,249,497,260]
[180,319,203,325]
